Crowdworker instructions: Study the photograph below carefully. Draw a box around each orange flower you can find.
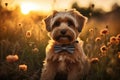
[116,34,120,40]
[95,37,101,42]
[116,39,119,45]
[100,28,109,35]
[90,57,99,64]
[6,55,19,63]
[19,64,27,71]
[100,45,107,53]
[26,30,32,38]
[110,36,116,44]
[116,34,120,44]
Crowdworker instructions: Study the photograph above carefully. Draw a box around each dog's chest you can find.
[57,55,69,72]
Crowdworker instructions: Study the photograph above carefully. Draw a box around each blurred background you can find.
[0,0,120,80]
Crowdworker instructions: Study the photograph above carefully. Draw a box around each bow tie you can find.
[54,44,75,54]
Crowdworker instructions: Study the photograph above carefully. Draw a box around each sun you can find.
[20,2,52,15]
[20,2,39,14]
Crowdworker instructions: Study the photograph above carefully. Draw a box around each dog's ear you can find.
[44,10,58,32]
[70,9,88,32]
[75,11,88,32]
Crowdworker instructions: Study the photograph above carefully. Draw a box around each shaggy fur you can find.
[40,9,90,80]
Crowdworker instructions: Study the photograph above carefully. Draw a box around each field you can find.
[0,2,120,80]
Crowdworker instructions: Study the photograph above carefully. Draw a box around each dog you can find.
[40,9,90,80]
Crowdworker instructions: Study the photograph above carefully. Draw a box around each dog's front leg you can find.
[40,61,57,80]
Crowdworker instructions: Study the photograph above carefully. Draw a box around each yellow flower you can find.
[6,54,19,63]
[100,28,109,35]
[26,30,32,38]
[19,64,27,71]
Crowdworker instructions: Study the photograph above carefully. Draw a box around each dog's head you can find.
[44,9,87,44]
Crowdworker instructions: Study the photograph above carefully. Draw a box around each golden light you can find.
[20,2,52,15]
[20,2,39,14]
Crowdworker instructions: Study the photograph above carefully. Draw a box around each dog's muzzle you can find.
[55,35,73,41]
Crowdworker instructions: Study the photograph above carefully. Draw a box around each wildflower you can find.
[29,43,33,47]
[26,30,32,38]
[95,37,101,42]
[18,23,22,26]
[116,34,120,44]
[13,55,19,61]
[32,47,39,53]
[105,25,109,29]
[28,42,34,47]
[116,39,119,45]
[6,54,19,63]
[90,57,99,64]
[100,28,109,35]
[100,45,107,53]
[19,64,27,71]
[91,4,95,9]
[5,3,8,7]
[110,36,116,44]
[116,34,120,40]
[88,28,93,32]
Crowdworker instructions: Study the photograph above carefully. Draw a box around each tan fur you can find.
[41,9,90,80]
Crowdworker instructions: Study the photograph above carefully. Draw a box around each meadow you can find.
[0,3,120,80]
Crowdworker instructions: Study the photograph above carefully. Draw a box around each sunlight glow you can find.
[20,2,52,15]
[20,2,39,14]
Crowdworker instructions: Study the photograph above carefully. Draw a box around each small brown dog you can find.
[41,9,90,80]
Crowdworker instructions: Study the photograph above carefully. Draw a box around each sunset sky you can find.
[1,0,120,14]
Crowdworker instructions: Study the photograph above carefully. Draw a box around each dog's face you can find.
[44,9,87,44]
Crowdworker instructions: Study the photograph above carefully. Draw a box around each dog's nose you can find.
[60,29,67,35]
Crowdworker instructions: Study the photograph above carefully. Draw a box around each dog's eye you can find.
[67,20,74,27]
[53,21,60,27]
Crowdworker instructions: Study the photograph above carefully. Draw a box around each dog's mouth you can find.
[55,35,73,43]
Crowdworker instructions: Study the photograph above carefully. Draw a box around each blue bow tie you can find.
[54,44,75,54]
